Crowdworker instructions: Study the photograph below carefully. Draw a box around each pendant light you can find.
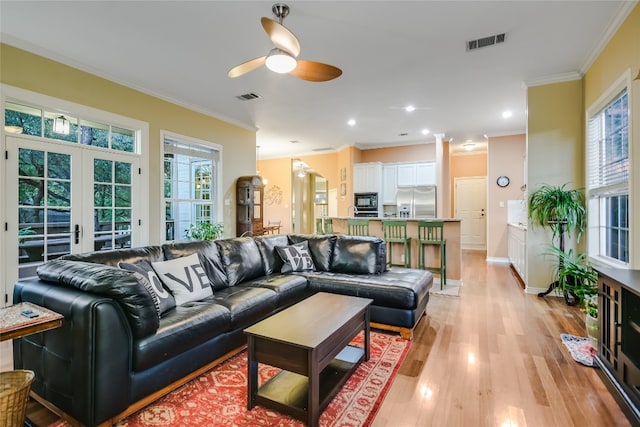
[53,115,70,135]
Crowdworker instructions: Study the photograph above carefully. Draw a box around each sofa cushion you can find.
[330,235,386,274]
[243,274,310,306]
[216,237,264,286]
[60,245,164,267]
[37,259,159,338]
[213,286,277,329]
[301,268,433,310]
[151,254,213,305]
[275,241,315,273]
[288,234,336,271]
[118,260,176,316]
[161,240,228,290]
[254,234,290,275]
[132,298,231,372]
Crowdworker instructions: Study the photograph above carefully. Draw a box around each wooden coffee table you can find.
[244,292,372,427]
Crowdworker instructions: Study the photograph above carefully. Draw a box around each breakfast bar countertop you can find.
[329,217,461,221]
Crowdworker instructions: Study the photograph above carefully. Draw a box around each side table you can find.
[1,302,63,427]
[1,302,63,342]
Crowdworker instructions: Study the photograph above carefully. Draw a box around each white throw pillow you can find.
[151,253,213,305]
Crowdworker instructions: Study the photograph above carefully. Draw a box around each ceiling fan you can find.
[228,3,342,82]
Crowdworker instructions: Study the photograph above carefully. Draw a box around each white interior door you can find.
[455,176,487,249]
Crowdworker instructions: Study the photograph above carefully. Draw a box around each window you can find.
[163,135,220,241]
[587,87,629,265]
[5,101,136,153]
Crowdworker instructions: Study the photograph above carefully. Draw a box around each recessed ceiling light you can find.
[347,119,356,126]
[463,143,475,151]
[405,105,415,112]
[421,129,430,135]
[502,110,513,119]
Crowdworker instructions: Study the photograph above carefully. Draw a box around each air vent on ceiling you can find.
[466,33,506,51]
[312,147,333,152]
[236,92,261,101]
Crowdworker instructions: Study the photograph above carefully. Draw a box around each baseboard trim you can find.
[486,257,510,264]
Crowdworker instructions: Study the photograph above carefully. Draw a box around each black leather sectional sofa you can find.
[13,233,432,427]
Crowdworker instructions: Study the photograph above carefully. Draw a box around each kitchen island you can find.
[327,217,461,282]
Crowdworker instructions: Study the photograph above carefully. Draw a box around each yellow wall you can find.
[584,3,640,267]
[1,44,256,240]
[526,79,584,290]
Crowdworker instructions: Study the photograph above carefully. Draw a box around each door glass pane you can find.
[93,158,132,251]
[47,153,71,179]
[115,162,131,184]
[18,147,72,279]
[19,149,45,177]
[94,159,113,182]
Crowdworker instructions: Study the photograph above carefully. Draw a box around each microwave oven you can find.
[354,192,378,210]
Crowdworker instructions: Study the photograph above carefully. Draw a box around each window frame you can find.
[160,131,223,243]
[586,71,633,268]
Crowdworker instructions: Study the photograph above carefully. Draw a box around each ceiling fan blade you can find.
[289,59,342,82]
[228,56,266,78]
[261,17,301,57]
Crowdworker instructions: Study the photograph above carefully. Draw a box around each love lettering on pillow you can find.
[118,260,176,316]
[151,253,212,305]
[275,241,316,273]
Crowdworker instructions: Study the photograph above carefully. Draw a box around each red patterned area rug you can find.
[50,331,409,427]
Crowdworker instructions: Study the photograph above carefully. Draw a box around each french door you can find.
[4,135,139,299]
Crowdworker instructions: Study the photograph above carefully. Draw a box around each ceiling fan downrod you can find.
[272,3,290,24]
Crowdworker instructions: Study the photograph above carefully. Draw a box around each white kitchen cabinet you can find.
[382,165,397,204]
[396,164,416,186]
[416,163,436,186]
[353,163,382,194]
[396,162,436,186]
[508,224,527,284]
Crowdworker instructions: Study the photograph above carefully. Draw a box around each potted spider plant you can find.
[528,183,587,304]
[547,246,599,345]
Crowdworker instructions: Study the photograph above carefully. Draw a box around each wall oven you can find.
[354,192,378,217]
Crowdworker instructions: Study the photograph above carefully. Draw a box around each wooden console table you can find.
[0,302,64,342]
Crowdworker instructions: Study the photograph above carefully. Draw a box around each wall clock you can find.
[497,175,510,187]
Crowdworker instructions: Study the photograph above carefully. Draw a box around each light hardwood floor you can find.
[1,250,630,426]
[373,250,630,427]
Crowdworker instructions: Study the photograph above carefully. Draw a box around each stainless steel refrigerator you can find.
[396,185,437,218]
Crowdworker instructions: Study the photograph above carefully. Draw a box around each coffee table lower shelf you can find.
[255,345,364,419]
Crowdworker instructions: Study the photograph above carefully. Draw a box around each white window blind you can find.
[587,90,629,195]
[586,87,629,264]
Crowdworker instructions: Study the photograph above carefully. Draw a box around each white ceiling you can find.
[1,1,636,158]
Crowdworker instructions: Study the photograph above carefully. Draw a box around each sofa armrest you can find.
[13,278,133,426]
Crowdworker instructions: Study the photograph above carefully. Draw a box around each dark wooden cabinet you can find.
[596,267,640,426]
[236,176,264,237]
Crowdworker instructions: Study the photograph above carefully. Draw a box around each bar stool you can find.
[382,220,411,267]
[347,219,370,236]
[417,221,446,289]
[324,218,334,234]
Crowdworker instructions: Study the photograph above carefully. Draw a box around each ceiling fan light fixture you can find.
[265,48,297,73]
